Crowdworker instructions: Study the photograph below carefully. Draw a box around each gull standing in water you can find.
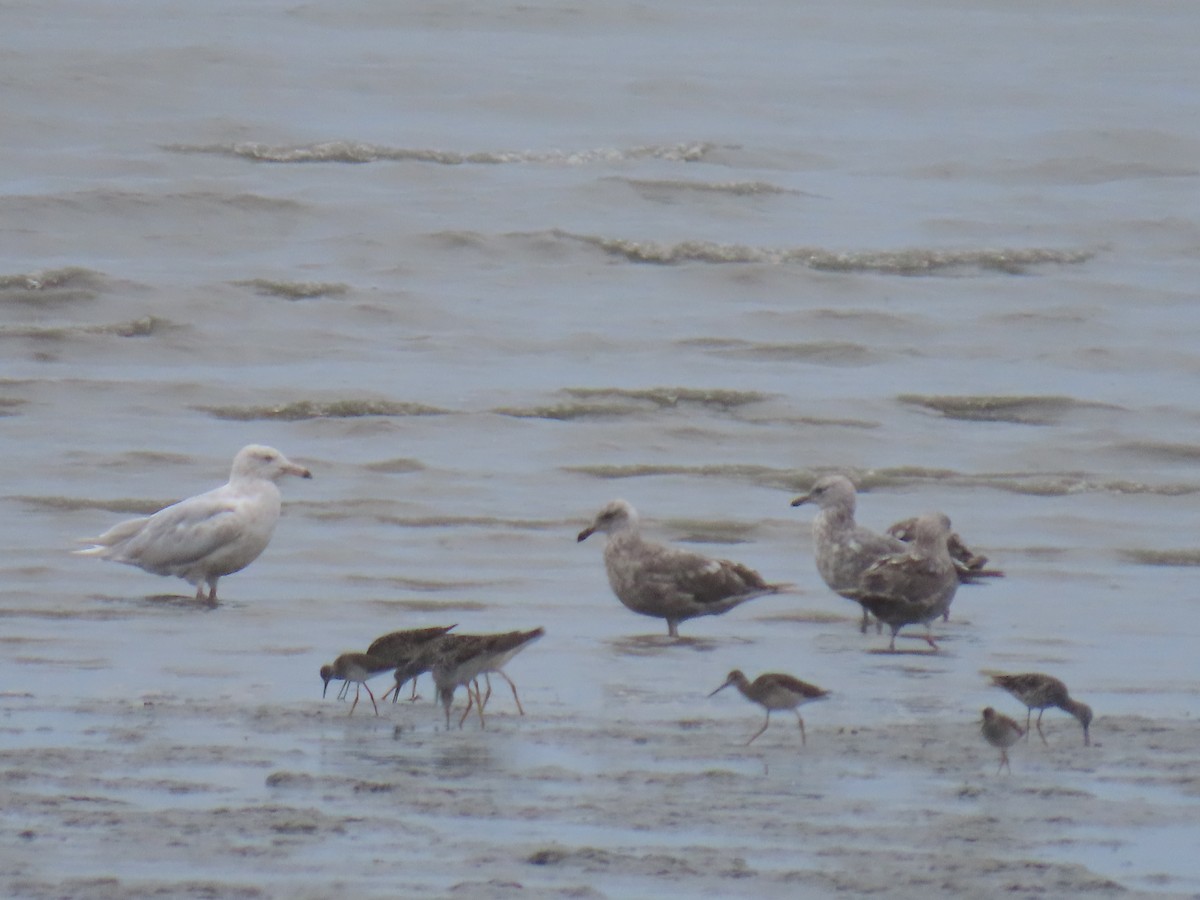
[73,444,312,603]
[850,512,958,651]
[578,499,785,638]
[792,475,1002,629]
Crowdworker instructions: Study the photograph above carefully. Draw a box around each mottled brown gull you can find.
[792,475,1002,628]
[73,444,311,603]
[790,475,907,632]
[577,499,784,638]
[848,511,958,651]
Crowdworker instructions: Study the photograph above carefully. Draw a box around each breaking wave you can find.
[164,140,715,166]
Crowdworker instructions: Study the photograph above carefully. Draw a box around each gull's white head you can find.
[577,498,638,542]
[791,474,857,513]
[230,444,312,483]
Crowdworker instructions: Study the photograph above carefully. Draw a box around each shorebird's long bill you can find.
[576,527,594,542]
[707,678,734,697]
[322,678,331,698]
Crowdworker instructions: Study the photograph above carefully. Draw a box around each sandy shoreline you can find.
[2,682,1196,899]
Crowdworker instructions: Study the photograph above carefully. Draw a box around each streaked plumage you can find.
[73,444,312,603]
[708,669,829,746]
[792,476,1003,629]
[791,475,907,631]
[850,512,958,652]
[319,652,390,716]
[428,629,544,729]
[364,625,457,703]
[988,672,1092,745]
[981,706,1024,773]
[578,499,784,638]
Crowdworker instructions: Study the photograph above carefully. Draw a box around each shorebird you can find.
[987,672,1092,746]
[430,629,543,729]
[73,444,312,603]
[981,706,1024,773]
[849,512,958,651]
[363,625,457,703]
[319,652,392,716]
[792,475,1002,628]
[708,669,829,746]
[578,499,785,638]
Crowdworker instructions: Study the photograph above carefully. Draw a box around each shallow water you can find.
[2,0,1200,896]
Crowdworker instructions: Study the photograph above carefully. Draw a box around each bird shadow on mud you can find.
[605,634,754,657]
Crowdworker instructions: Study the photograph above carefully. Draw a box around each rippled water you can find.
[3,0,1200,896]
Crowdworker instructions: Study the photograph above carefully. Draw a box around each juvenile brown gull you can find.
[791,475,907,631]
[849,511,958,651]
[73,444,311,603]
[577,499,784,638]
[791,475,1002,628]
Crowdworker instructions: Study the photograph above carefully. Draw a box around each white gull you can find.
[73,444,311,603]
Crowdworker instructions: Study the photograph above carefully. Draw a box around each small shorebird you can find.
[73,444,312,603]
[430,629,544,729]
[708,669,829,746]
[981,706,1024,773]
[578,499,785,638]
[987,672,1092,746]
[363,625,457,703]
[319,652,392,716]
[848,512,958,651]
[792,475,1002,628]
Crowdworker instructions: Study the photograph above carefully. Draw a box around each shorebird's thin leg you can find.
[859,607,869,634]
[922,629,939,651]
[498,671,524,715]
[364,682,379,716]
[457,684,475,729]
[349,684,360,716]
[794,711,807,746]
[887,630,898,652]
[380,682,397,703]
[441,688,453,729]
[195,583,206,602]
[207,580,218,604]
[1023,708,1032,738]
[667,620,680,639]
[746,711,771,745]
[473,679,486,729]
[480,674,493,710]
[337,681,351,701]
[409,676,420,701]
[1035,709,1049,745]
[997,750,1010,774]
